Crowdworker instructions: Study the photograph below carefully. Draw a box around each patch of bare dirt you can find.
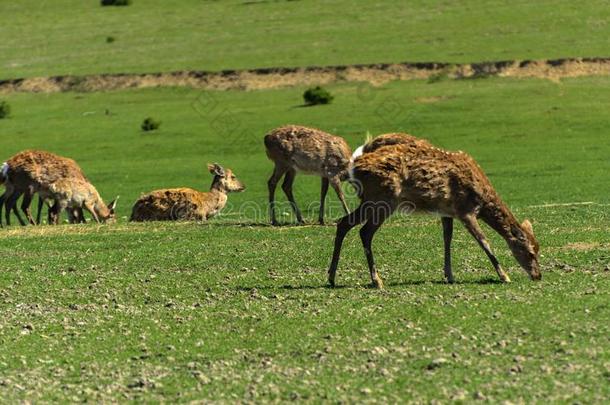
[1,57,610,94]
[563,242,607,252]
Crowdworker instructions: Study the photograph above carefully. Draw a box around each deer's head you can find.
[208,163,245,193]
[96,197,118,223]
[508,219,541,280]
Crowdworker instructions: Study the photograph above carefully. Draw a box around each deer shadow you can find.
[234,276,502,293]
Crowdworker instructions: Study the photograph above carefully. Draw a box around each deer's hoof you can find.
[372,278,384,290]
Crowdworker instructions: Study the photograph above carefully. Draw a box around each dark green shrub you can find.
[106,36,116,43]
[141,117,161,132]
[101,0,132,6]
[0,101,10,119]
[303,86,334,106]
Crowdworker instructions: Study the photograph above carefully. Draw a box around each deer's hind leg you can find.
[0,192,5,227]
[460,214,511,283]
[359,202,394,289]
[281,168,304,224]
[330,176,349,215]
[6,191,26,226]
[442,217,455,283]
[268,164,288,226]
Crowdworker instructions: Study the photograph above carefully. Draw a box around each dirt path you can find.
[1,57,609,94]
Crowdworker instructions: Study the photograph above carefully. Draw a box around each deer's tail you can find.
[0,162,8,185]
[348,132,372,183]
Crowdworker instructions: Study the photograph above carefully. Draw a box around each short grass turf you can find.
[0,77,608,401]
[1,0,610,79]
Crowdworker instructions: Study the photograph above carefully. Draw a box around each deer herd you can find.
[1,125,541,286]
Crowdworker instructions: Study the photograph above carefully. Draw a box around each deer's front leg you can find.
[441,217,454,283]
[460,214,511,283]
[20,191,36,225]
[84,203,100,223]
[319,177,329,224]
[268,165,287,226]
[281,168,303,224]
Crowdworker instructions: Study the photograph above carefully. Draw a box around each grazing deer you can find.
[45,177,117,224]
[264,125,351,225]
[328,134,541,288]
[130,163,245,222]
[1,150,117,225]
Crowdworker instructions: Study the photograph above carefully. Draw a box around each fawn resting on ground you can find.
[130,163,245,222]
[1,150,117,225]
[328,133,541,288]
[264,125,352,225]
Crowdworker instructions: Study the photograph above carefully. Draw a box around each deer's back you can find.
[264,125,351,177]
[354,141,496,216]
[362,133,433,154]
[131,188,214,221]
[7,150,87,188]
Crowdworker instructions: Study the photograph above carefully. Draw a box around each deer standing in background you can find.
[130,163,245,222]
[264,125,351,225]
[1,150,117,225]
[328,133,541,289]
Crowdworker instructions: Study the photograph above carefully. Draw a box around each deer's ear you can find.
[108,196,119,213]
[207,163,225,177]
[521,219,534,235]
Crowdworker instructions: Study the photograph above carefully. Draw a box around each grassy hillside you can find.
[1,0,609,79]
[1,76,609,221]
[0,77,608,401]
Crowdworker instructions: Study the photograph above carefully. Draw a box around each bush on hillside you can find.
[141,117,161,132]
[303,86,334,106]
[101,0,132,6]
[0,101,10,119]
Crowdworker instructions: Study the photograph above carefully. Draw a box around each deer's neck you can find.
[208,184,228,208]
[479,196,519,243]
[209,180,227,195]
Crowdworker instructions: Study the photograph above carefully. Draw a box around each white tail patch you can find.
[0,162,8,179]
[348,144,366,182]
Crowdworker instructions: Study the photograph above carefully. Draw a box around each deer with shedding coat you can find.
[264,125,351,225]
[130,163,245,222]
[328,133,541,288]
[1,150,116,225]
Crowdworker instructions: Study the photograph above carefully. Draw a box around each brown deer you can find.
[1,150,117,225]
[130,163,245,222]
[264,125,351,225]
[328,133,541,289]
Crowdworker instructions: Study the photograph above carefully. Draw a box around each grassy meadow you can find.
[1,0,610,79]
[0,0,609,402]
[0,77,608,401]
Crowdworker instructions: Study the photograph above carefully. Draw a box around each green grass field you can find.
[1,0,610,79]
[0,0,609,402]
[0,76,608,401]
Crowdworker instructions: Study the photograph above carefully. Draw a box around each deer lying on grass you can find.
[1,150,117,225]
[328,133,541,288]
[130,163,245,222]
[264,125,351,225]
